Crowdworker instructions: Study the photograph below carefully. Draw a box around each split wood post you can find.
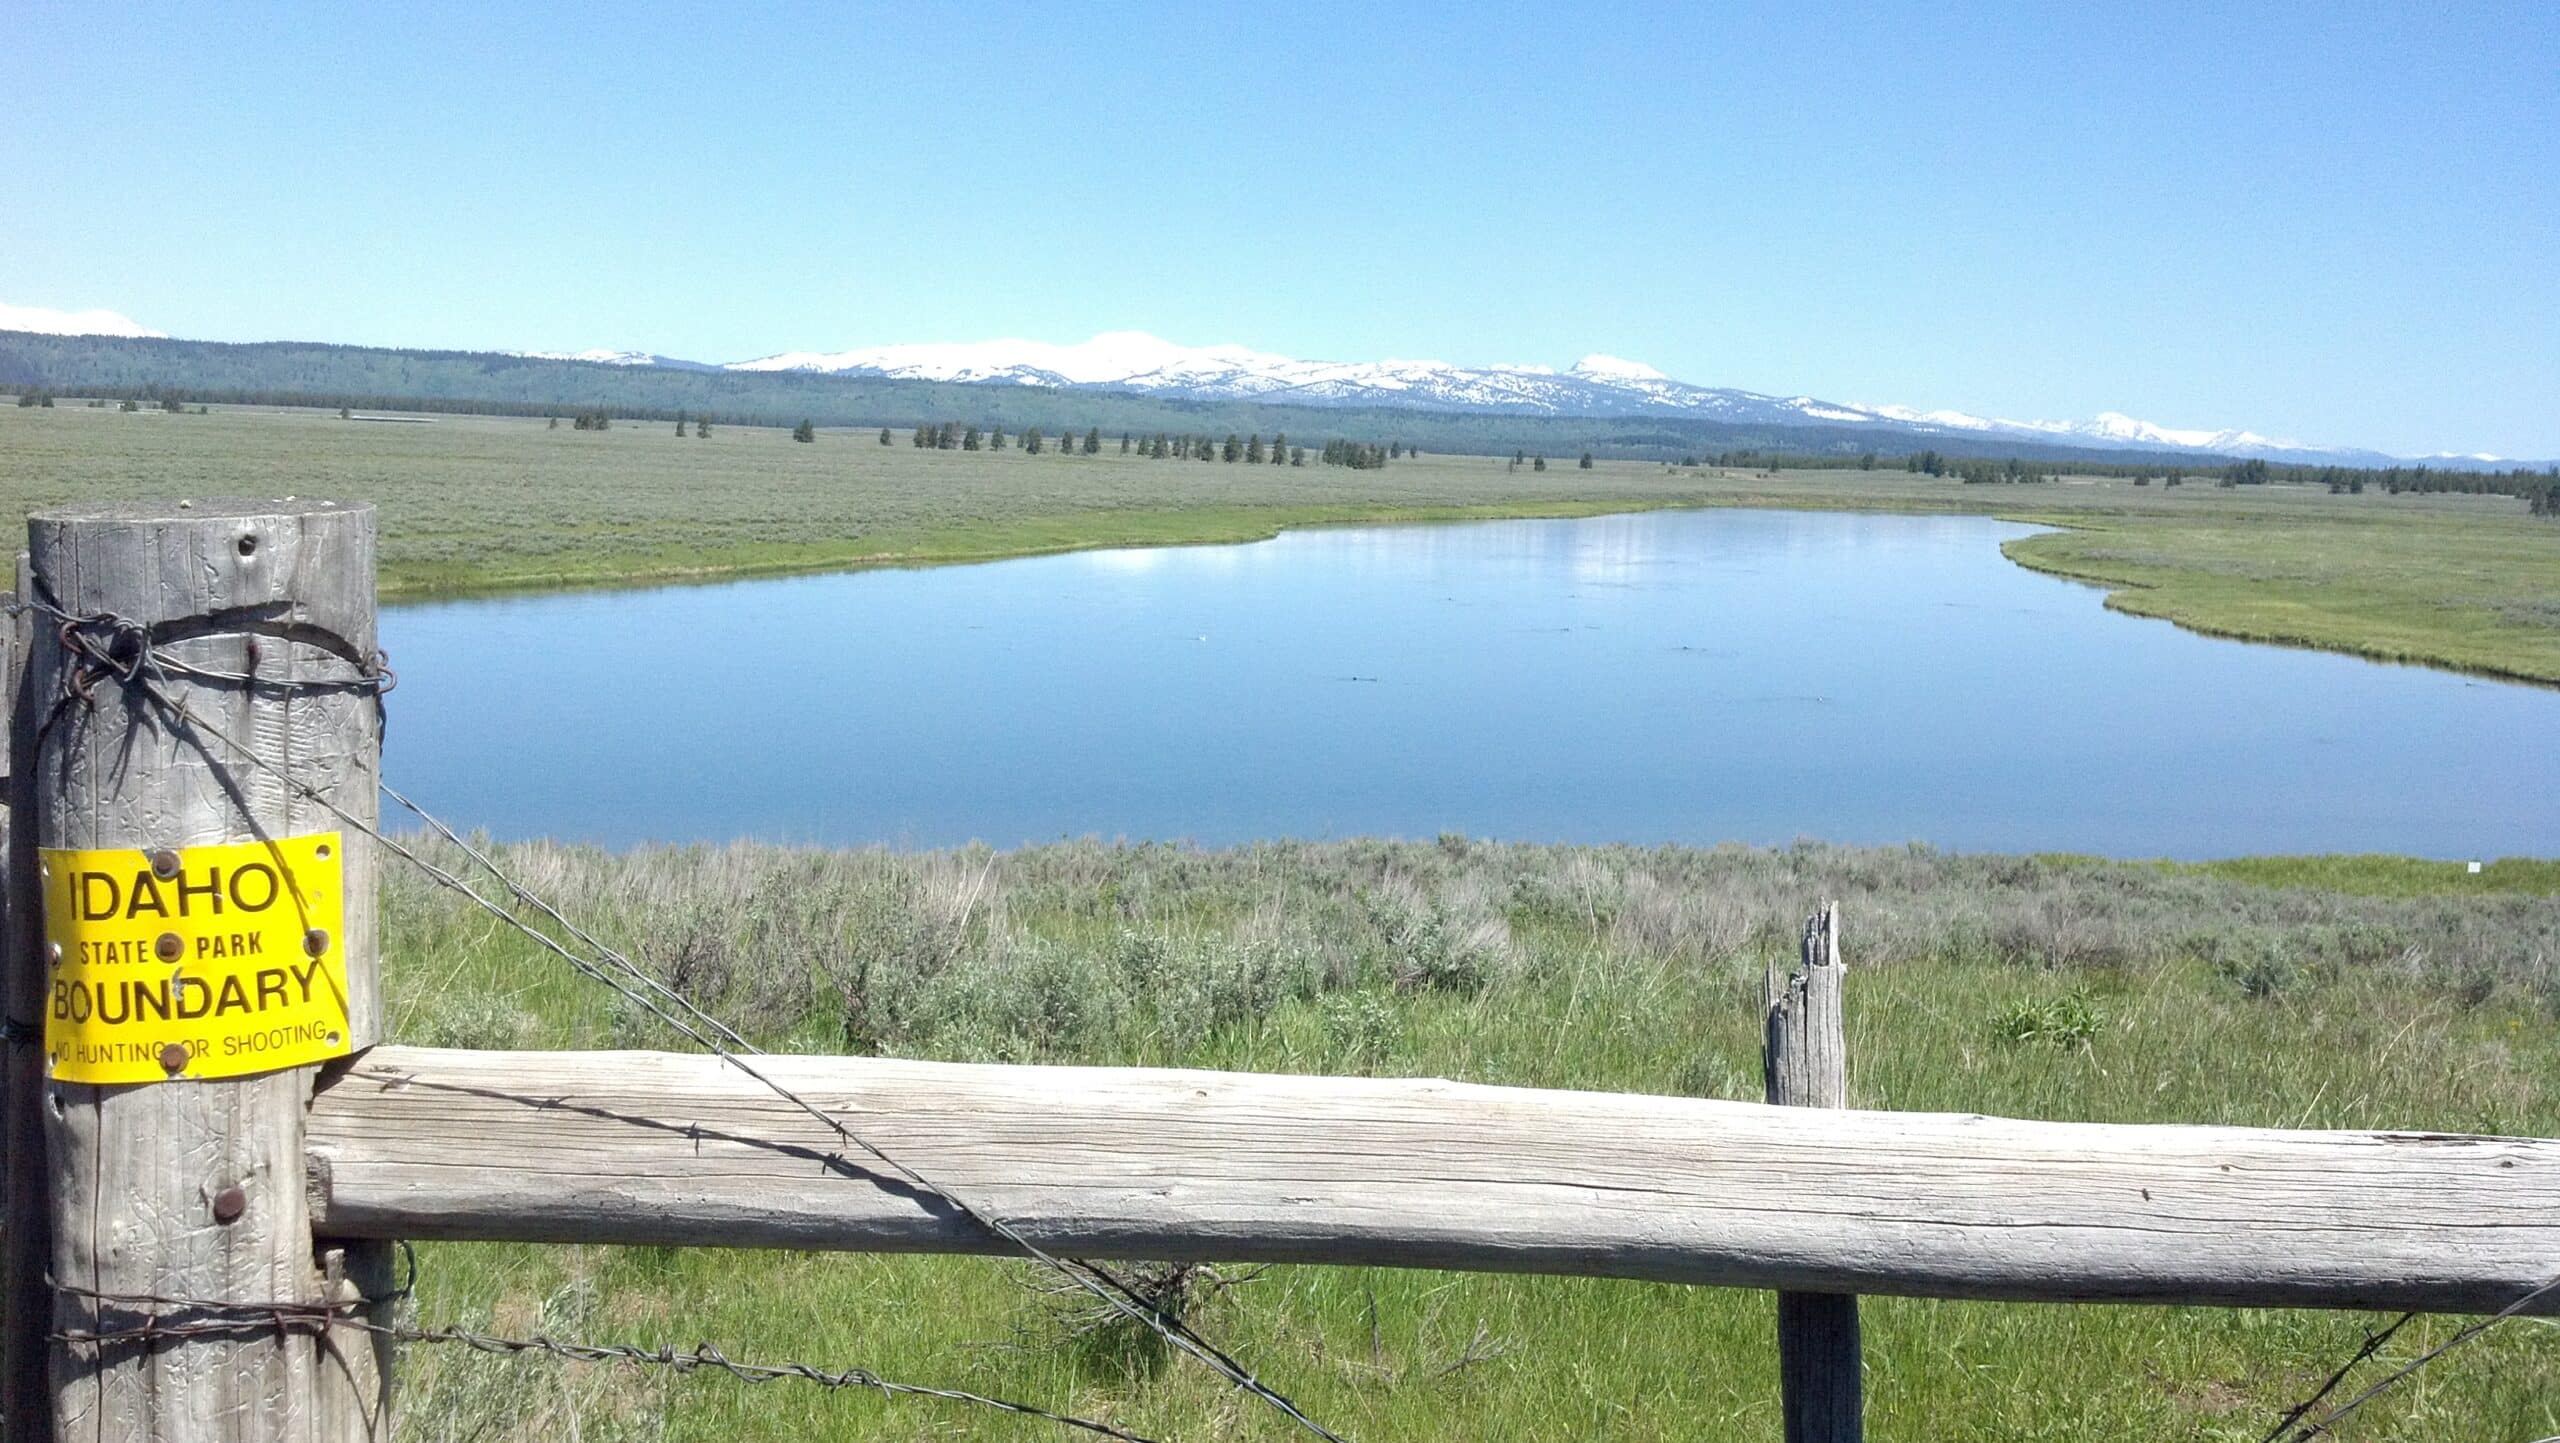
[15,501,389,1443]
[1764,902,1862,1443]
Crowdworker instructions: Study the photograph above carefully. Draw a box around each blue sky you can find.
[4,2,2554,457]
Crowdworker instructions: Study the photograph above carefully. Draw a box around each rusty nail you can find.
[211,1186,246,1224]
[304,928,330,958]
[154,932,183,963]
[148,849,181,880]
[158,1042,189,1074]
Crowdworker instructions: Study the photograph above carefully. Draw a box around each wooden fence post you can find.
[15,501,387,1443]
[1765,902,1863,1443]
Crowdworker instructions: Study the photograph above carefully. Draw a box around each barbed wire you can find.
[49,1273,1161,1443]
[16,590,1347,1443]
[2261,1272,2560,1443]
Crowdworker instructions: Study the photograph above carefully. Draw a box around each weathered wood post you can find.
[1764,902,1862,1443]
[9,502,387,1443]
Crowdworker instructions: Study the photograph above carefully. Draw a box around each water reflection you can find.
[381,509,2560,858]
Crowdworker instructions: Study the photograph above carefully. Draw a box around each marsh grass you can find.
[378,837,2560,1441]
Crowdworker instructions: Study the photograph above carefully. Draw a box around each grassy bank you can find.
[3,404,2555,681]
[382,837,2560,1442]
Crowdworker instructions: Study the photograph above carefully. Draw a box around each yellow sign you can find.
[41,833,349,1084]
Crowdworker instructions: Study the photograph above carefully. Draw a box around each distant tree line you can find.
[880,420,1427,471]
[1667,446,2556,515]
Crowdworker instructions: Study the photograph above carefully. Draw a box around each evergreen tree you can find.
[1245,434,1264,464]
[1024,427,1044,455]
[791,419,816,443]
[1222,433,1243,463]
[696,418,710,438]
[1290,446,1305,466]
[1120,432,1132,454]
[1578,451,1594,470]
[879,427,893,445]
[990,425,1006,450]
[912,426,930,447]
[1269,432,1286,464]
[1533,455,1547,471]
[1084,426,1101,454]
[675,412,688,436]
[938,421,960,450]
[962,425,981,451]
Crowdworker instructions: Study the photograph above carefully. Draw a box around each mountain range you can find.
[509,331,2493,467]
[0,300,2523,468]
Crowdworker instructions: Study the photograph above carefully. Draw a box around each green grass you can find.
[380,838,2560,1442]
[3,403,2555,680]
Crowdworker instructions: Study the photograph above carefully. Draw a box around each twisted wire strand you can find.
[49,1279,1159,1443]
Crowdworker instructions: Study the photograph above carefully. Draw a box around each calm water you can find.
[381,509,2559,859]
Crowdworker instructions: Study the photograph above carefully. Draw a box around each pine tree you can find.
[1578,452,1594,470]
[1533,455,1547,472]
[696,418,710,438]
[1024,427,1044,455]
[991,425,1006,450]
[912,426,930,447]
[1245,435,1264,464]
[1222,433,1243,463]
[792,419,816,443]
[963,426,981,451]
[879,427,893,445]
[939,422,960,450]
[1269,432,1287,464]
[676,413,688,436]
[1120,432,1132,454]
[1290,446,1305,466]
[1084,426,1101,455]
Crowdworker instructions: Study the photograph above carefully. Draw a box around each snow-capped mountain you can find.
[722,331,2391,462]
[506,348,723,372]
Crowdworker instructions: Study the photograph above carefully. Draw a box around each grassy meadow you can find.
[381,838,2560,1442]
[2,401,2556,681]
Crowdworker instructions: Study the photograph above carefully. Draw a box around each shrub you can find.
[1989,991,2105,1048]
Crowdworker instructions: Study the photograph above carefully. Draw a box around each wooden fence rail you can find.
[305,1043,2560,1315]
